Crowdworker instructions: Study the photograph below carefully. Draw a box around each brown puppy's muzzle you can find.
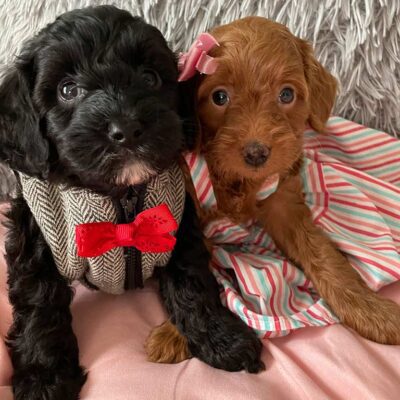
[242,141,270,167]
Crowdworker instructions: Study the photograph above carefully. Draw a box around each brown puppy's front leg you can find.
[258,174,400,344]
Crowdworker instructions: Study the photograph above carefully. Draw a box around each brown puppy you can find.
[188,17,400,345]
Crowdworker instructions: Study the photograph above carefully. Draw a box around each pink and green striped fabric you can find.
[184,116,400,338]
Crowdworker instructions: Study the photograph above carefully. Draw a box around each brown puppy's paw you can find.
[340,293,400,345]
[145,320,192,363]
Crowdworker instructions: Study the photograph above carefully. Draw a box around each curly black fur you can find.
[160,195,264,372]
[0,5,263,399]
[0,6,181,193]
[5,197,87,399]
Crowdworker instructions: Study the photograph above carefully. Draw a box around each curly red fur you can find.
[192,17,400,344]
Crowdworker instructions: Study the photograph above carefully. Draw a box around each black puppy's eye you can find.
[58,79,87,103]
[278,87,295,104]
[142,70,161,88]
[212,90,229,106]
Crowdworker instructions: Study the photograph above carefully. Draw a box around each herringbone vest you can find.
[18,163,185,294]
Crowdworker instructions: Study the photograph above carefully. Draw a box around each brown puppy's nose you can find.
[243,142,270,167]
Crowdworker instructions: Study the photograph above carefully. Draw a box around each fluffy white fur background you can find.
[0,0,399,198]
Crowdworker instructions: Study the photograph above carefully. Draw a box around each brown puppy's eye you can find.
[212,90,229,106]
[58,79,87,103]
[142,69,161,89]
[278,87,295,104]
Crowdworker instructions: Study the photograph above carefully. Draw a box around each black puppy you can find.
[0,6,263,400]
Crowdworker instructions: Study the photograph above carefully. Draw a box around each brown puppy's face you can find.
[196,17,337,181]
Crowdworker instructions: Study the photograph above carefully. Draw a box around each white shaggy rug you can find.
[0,0,399,198]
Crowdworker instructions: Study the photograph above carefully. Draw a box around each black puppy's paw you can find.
[189,309,265,373]
[13,365,86,400]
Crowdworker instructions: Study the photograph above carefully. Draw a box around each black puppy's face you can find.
[0,6,182,193]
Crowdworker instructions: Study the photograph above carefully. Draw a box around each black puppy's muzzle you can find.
[108,119,143,144]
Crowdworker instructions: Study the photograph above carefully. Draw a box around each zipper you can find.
[114,185,145,290]
[121,187,137,289]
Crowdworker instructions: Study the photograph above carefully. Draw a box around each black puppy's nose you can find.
[108,120,143,143]
[243,142,270,167]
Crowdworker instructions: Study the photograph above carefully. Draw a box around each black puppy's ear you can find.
[178,76,201,151]
[0,48,49,179]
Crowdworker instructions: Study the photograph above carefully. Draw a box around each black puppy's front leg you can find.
[156,195,264,373]
[5,198,86,400]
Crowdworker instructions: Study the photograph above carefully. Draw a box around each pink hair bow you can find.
[178,33,219,82]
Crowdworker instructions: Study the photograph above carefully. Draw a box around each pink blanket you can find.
[1,207,400,399]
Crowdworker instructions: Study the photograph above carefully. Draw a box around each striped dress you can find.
[185,117,400,338]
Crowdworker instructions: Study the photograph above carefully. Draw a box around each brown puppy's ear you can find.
[178,76,202,152]
[0,40,50,179]
[297,38,337,133]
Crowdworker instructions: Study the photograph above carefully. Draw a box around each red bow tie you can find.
[75,204,178,258]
